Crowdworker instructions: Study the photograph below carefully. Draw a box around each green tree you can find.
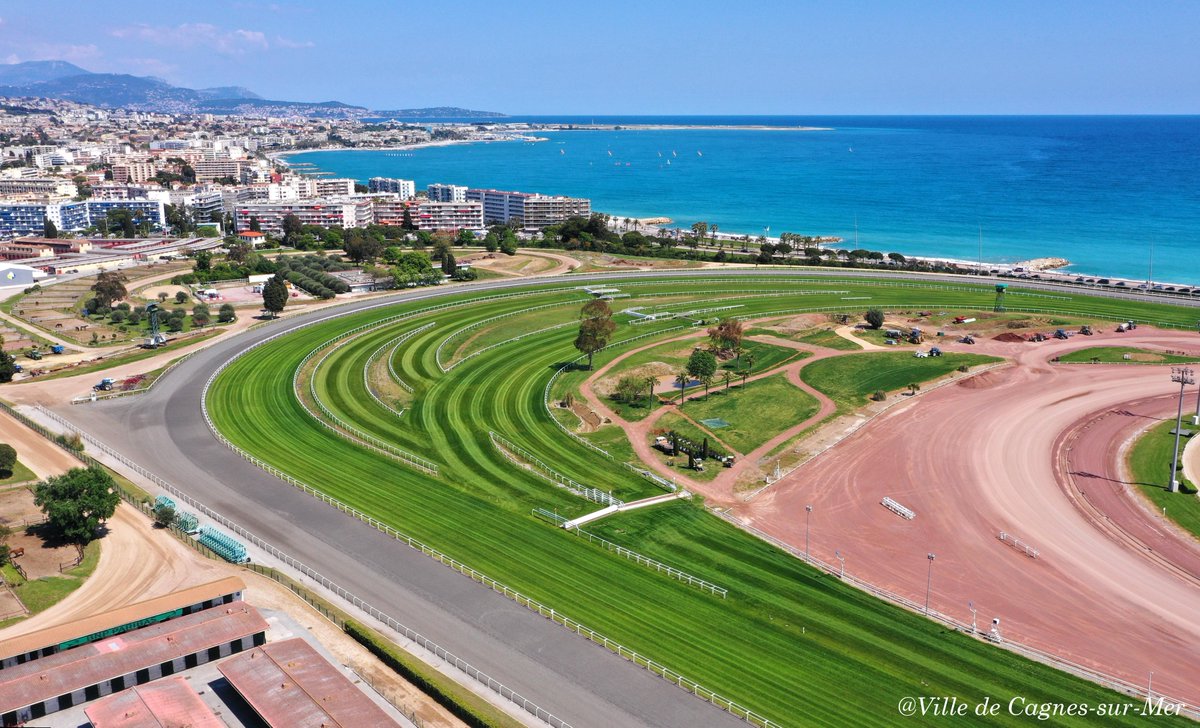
[483,231,499,253]
[262,273,288,317]
[42,218,58,238]
[454,229,476,247]
[106,208,136,237]
[615,375,645,403]
[401,207,416,231]
[281,213,304,245]
[154,505,177,529]
[865,308,885,330]
[34,466,120,543]
[226,240,252,262]
[0,341,16,384]
[500,229,518,256]
[441,251,458,276]
[194,250,212,273]
[706,318,744,353]
[91,271,128,307]
[675,371,690,403]
[722,371,734,391]
[218,303,237,323]
[574,299,616,369]
[686,348,718,382]
[0,443,16,476]
[0,523,10,567]
[248,216,262,233]
[174,290,188,305]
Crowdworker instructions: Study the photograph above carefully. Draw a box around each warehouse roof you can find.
[0,576,245,663]
[84,676,224,728]
[219,637,401,728]
[0,603,266,715]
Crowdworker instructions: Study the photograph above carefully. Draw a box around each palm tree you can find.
[644,375,657,408]
[908,382,921,396]
[701,374,714,400]
[722,371,733,392]
[744,351,756,376]
[734,345,745,368]
[675,371,689,403]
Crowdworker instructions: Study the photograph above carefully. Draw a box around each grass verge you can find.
[1127,419,1200,539]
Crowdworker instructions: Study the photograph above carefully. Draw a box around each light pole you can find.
[804,504,813,562]
[1193,371,1200,427]
[1169,368,1194,492]
[968,600,977,633]
[924,553,936,615]
[835,550,845,579]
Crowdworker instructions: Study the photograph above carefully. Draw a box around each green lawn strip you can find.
[29,329,223,382]
[0,459,37,486]
[801,351,1002,410]
[1127,419,1200,539]
[208,278,1200,725]
[795,327,863,350]
[680,373,820,453]
[446,301,587,364]
[1058,346,1200,365]
[9,539,100,614]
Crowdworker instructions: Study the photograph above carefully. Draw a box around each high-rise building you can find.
[368,177,416,198]
[427,183,468,203]
[466,188,591,228]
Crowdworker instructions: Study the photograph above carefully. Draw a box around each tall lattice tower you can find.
[994,283,1008,312]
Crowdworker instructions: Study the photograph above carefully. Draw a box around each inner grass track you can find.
[208,275,1197,726]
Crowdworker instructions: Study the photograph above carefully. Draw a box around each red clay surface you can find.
[729,328,1200,705]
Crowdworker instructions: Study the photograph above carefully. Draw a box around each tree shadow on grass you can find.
[25,522,109,550]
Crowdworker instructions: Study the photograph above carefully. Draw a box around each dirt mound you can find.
[595,362,676,396]
[569,401,603,431]
[956,369,1008,389]
[992,332,1028,343]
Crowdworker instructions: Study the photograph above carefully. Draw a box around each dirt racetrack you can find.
[737,328,1200,705]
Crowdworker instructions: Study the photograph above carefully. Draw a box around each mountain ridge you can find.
[0,61,505,118]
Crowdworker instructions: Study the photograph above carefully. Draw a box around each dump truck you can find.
[49,344,65,354]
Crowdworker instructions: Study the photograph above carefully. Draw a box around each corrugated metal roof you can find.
[0,603,266,714]
[84,676,224,728]
[219,637,401,728]
[0,576,245,662]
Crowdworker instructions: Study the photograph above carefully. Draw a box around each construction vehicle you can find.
[953,316,977,324]
[914,350,929,358]
[908,327,924,344]
[929,347,943,356]
[27,349,42,360]
[93,377,115,391]
[49,344,65,354]
[143,303,168,348]
[959,335,976,345]
[1054,329,1069,340]
[1030,332,1048,342]
[1079,325,1093,336]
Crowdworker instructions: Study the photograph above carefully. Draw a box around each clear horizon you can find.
[1,1,1196,114]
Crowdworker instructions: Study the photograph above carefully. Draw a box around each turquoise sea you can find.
[283,116,1200,283]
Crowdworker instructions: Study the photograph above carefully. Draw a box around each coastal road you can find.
[40,268,1200,725]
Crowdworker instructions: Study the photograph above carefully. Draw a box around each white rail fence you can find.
[532,509,727,598]
[29,407,573,728]
[998,531,1041,559]
[434,298,589,372]
[491,432,623,508]
[709,507,1198,720]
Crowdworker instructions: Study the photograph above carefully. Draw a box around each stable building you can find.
[84,676,224,728]
[0,602,266,725]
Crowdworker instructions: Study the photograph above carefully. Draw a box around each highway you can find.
[46,267,1200,727]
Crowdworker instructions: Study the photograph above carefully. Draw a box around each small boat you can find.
[848,146,853,152]
[666,159,671,165]
[560,149,565,155]
[607,150,613,157]
[672,150,677,157]
[697,150,703,157]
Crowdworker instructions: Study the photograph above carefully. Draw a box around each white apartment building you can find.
[372,196,483,231]
[368,177,416,198]
[427,183,468,203]
[233,198,375,235]
[466,188,591,228]
[112,162,157,184]
[193,160,246,183]
[315,178,356,197]
[0,178,76,198]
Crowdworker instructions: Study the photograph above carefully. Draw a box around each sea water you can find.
[283,116,1199,283]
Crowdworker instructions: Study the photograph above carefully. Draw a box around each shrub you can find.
[0,443,16,475]
[865,308,885,330]
[174,291,188,304]
[957,365,970,372]
[870,390,887,402]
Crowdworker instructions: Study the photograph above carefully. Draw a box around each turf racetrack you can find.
[54,270,1200,727]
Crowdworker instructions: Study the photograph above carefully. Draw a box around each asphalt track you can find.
[46,268,1200,726]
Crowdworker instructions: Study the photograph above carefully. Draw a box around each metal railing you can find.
[28,405,573,728]
[434,297,589,372]
[491,432,623,507]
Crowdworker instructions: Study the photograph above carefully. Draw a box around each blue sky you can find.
[1,1,1196,113]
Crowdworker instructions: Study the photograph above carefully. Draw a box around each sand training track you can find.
[737,328,1200,704]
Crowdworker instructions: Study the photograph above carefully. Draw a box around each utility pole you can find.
[924,553,936,615]
[804,504,813,562]
[1169,367,1194,492]
[968,600,977,633]
[835,550,845,579]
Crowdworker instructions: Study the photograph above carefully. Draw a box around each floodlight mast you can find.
[1169,368,1195,492]
[924,553,936,615]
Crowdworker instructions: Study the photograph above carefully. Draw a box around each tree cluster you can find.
[34,466,120,544]
[574,299,616,369]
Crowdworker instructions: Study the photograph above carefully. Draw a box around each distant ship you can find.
[697,150,703,157]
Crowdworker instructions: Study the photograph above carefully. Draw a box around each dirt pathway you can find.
[0,408,79,479]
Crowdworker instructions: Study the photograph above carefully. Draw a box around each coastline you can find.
[540,124,832,132]
[269,136,543,164]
